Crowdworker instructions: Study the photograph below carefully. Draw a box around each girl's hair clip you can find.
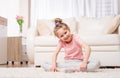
[55,22,60,26]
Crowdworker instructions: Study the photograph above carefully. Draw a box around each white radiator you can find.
[0,16,7,64]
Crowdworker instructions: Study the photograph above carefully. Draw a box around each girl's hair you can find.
[54,18,70,37]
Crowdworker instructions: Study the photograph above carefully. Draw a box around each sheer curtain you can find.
[30,0,118,27]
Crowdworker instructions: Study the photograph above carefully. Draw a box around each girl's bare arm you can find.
[51,47,61,71]
[81,42,91,63]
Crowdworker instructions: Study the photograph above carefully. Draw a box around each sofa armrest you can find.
[26,26,37,64]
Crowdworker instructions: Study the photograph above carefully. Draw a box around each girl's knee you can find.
[87,60,101,72]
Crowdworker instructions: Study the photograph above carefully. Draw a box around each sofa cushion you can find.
[37,20,52,36]
[36,17,77,36]
[90,45,120,52]
[34,34,120,46]
[80,34,120,46]
[78,15,120,36]
[34,36,58,46]
[62,17,77,34]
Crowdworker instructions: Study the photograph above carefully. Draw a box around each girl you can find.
[41,18,100,72]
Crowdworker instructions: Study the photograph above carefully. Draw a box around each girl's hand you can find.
[80,62,87,71]
[50,64,59,72]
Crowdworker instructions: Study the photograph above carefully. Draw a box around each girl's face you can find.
[57,28,72,43]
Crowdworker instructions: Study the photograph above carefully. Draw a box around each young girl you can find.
[41,18,100,72]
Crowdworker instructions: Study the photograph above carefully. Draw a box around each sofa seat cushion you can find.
[80,34,120,46]
[91,45,120,52]
[34,34,120,52]
[34,34,120,46]
[34,36,58,46]
[35,47,64,52]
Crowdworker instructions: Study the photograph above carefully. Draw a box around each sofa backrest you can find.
[35,15,120,36]
[36,17,77,36]
[77,15,120,36]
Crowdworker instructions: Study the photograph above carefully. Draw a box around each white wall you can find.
[0,0,20,36]
[0,0,119,36]
[0,0,29,36]
[118,0,120,14]
[19,0,29,36]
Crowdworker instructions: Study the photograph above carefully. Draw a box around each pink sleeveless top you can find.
[57,34,83,60]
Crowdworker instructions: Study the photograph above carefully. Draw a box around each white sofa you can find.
[27,15,120,67]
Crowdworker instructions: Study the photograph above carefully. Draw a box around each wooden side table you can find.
[7,36,28,64]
